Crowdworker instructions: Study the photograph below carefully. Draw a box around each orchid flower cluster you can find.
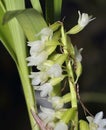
[27,11,106,130]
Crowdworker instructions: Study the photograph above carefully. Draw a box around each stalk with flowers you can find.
[0,0,106,130]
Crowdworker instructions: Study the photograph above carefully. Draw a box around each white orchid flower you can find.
[87,111,106,130]
[36,27,53,41]
[47,64,62,78]
[26,51,48,66]
[78,11,95,28]
[28,40,45,56]
[33,83,53,97]
[74,46,83,62]
[67,11,95,34]
[29,72,49,85]
[49,96,64,110]
[38,106,55,125]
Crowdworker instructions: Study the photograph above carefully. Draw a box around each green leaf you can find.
[45,0,54,24]
[0,1,16,61]
[3,8,47,41]
[2,0,27,64]
[1,1,39,129]
[45,0,62,23]
[3,0,25,10]
[54,0,62,21]
[30,0,42,14]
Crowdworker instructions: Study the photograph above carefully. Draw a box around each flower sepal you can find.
[61,107,77,124]
[50,53,67,66]
[49,21,62,32]
[67,24,83,34]
[49,96,64,110]
[62,93,71,103]
[49,75,66,86]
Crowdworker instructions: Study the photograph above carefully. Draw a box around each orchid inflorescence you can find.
[27,11,106,130]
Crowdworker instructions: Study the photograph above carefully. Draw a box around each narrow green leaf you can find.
[45,0,54,24]
[3,0,25,10]
[2,0,26,63]
[0,1,16,62]
[3,8,47,41]
[45,0,62,23]
[54,0,62,21]
[30,0,42,14]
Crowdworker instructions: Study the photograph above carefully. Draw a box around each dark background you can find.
[0,0,106,130]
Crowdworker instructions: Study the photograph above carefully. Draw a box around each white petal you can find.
[40,83,53,97]
[54,122,68,130]
[74,46,83,62]
[26,51,48,66]
[94,111,103,124]
[38,112,54,125]
[28,40,45,55]
[40,106,55,115]
[99,119,106,128]
[87,112,106,130]
[47,64,62,78]
[86,116,94,123]
[32,75,41,85]
[38,106,55,124]
[36,27,53,41]
[49,96,64,109]
[34,83,53,97]
[97,127,106,130]
[30,72,48,85]
[78,11,95,27]
[29,72,41,85]
[26,56,37,66]
[35,51,48,65]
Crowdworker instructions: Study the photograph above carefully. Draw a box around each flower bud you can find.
[79,120,90,130]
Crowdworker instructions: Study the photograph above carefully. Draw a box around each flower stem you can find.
[66,60,78,130]
[61,25,78,130]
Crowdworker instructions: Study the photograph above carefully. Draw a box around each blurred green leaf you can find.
[3,0,25,10]
[54,0,62,21]
[30,0,42,14]
[46,0,62,23]
[45,0,54,23]
[3,8,47,41]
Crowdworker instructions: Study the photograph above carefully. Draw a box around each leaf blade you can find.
[54,0,62,21]
[0,1,16,61]
[30,0,42,14]
[3,8,47,41]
